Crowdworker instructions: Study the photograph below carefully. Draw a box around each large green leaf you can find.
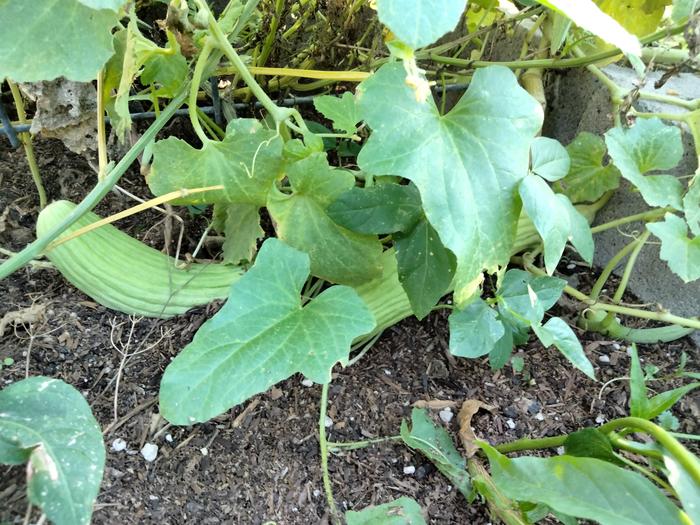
[346,497,427,524]
[480,442,685,525]
[159,239,375,424]
[533,317,595,379]
[449,299,505,358]
[148,119,285,206]
[0,0,120,82]
[647,213,700,283]
[554,132,621,203]
[400,408,471,498]
[327,183,422,235]
[530,137,570,182]
[314,92,361,134]
[395,218,456,319]
[375,0,468,49]
[605,119,684,210]
[0,377,105,525]
[558,194,594,264]
[267,154,384,285]
[535,0,641,55]
[358,64,542,304]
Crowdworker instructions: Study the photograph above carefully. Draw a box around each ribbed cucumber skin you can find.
[37,200,243,318]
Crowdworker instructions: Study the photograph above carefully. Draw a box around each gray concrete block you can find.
[544,65,699,344]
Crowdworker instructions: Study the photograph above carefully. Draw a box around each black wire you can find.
[0,98,20,148]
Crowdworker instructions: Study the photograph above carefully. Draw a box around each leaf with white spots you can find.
[159,238,376,424]
[0,377,105,525]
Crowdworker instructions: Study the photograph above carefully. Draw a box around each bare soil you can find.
[1,134,698,525]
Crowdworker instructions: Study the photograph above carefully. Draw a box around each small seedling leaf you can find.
[531,137,570,182]
[533,317,595,379]
[346,497,427,524]
[313,92,361,134]
[449,299,505,358]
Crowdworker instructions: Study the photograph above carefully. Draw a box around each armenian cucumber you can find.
[36,200,243,318]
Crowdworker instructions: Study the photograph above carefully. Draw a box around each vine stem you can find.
[524,261,700,330]
[190,40,214,143]
[589,235,642,301]
[0,88,189,280]
[590,208,670,234]
[599,417,700,486]
[7,80,47,209]
[199,0,293,126]
[96,69,109,180]
[612,230,650,304]
[319,382,340,523]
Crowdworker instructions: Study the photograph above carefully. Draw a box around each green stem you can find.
[495,435,567,454]
[200,0,293,125]
[524,262,700,331]
[8,80,47,209]
[638,91,700,111]
[608,433,664,460]
[0,88,189,280]
[190,40,214,143]
[590,238,639,301]
[319,382,340,523]
[600,417,700,486]
[612,230,650,304]
[428,24,687,70]
[614,452,677,496]
[590,208,670,234]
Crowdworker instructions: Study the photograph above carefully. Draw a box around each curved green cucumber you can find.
[37,200,243,318]
[580,310,696,344]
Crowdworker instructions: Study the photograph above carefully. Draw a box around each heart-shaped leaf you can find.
[160,238,376,424]
[358,64,542,303]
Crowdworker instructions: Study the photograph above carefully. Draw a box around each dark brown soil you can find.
[1,136,698,525]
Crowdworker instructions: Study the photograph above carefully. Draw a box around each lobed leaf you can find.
[148,120,285,206]
[0,0,120,82]
[647,213,700,283]
[159,238,376,424]
[267,154,384,286]
[219,203,263,265]
[554,132,621,203]
[605,119,684,210]
[0,377,105,525]
[358,63,543,304]
[313,92,361,134]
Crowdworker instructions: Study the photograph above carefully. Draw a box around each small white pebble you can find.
[439,408,454,424]
[598,354,611,364]
[534,412,545,421]
[324,416,333,428]
[111,438,127,452]
[595,414,606,424]
[165,434,173,443]
[612,343,621,350]
[313,489,321,497]
[566,263,576,270]
[403,465,416,475]
[148,495,159,501]
[301,378,314,387]
[140,443,158,462]
[556,447,566,455]
[200,447,208,456]
[384,369,392,376]
[506,418,516,429]
[626,347,633,356]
